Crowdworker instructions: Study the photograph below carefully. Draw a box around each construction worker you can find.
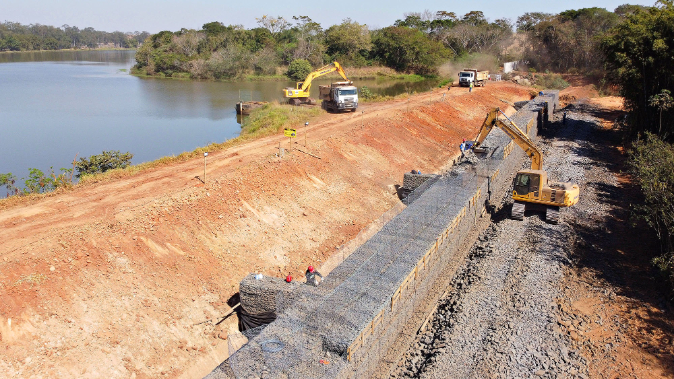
[460,138,467,157]
[305,266,323,286]
[469,81,474,93]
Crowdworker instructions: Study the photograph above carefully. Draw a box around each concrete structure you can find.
[206,91,559,379]
[503,61,522,74]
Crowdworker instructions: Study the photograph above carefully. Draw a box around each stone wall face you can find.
[239,274,300,316]
[402,172,438,191]
[206,92,559,379]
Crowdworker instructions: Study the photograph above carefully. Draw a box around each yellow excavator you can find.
[283,62,351,105]
[472,108,579,224]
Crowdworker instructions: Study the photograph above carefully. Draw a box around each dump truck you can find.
[458,68,489,87]
[283,61,352,106]
[319,82,358,112]
[472,108,580,224]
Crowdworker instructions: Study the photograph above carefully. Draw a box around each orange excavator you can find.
[283,62,351,105]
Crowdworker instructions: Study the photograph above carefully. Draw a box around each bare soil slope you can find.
[0,82,531,378]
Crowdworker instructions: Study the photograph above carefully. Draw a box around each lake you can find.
[0,50,438,186]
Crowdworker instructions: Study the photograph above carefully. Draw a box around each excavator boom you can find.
[471,107,579,223]
[474,108,543,170]
[284,62,350,99]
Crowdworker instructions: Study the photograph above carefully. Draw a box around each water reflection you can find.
[0,49,136,63]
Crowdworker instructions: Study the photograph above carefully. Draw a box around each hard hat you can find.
[462,138,466,142]
[285,275,292,283]
[308,266,315,273]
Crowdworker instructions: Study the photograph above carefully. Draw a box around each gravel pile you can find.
[392,103,610,379]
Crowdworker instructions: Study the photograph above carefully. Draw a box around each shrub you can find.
[76,151,133,178]
[438,78,453,87]
[628,132,674,290]
[286,59,312,81]
[0,173,19,197]
[359,86,375,99]
[24,168,55,194]
[535,73,569,90]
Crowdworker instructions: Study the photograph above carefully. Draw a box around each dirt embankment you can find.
[0,82,532,378]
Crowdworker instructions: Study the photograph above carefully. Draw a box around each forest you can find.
[131,12,512,79]
[0,21,149,51]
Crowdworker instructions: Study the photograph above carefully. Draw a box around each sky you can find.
[3,0,659,33]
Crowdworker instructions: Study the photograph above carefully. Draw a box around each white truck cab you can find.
[320,82,359,112]
[458,68,489,87]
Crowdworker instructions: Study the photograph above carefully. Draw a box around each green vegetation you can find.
[0,166,74,197]
[517,8,624,73]
[241,102,323,136]
[132,11,515,81]
[75,151,133,178]
[533,74,570,90]
[0,22,149,51]
[371,27,451,75]
[594,1,674,293]
[286,59,312,81]
[628,133,674,290]
[602,1,674,140]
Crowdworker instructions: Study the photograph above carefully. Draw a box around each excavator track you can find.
[511,201,525,220]
[545,206,561,224]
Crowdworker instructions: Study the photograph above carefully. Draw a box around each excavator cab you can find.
[513,173,539,199]
[512,169,546,200]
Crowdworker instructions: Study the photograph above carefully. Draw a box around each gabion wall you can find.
[205,91,559,379]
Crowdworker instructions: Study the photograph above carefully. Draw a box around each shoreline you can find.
[0,47,135,54]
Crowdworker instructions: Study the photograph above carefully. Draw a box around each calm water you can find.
[0,50,437,182]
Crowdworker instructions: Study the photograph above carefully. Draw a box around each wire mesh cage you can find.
[208,92,559,379]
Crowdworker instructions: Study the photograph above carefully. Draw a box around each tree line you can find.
[597,1,674,292]
[519,1,674,292]
[0,22,150,51]
[132,11,514,79]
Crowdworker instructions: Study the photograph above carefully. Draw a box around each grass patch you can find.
[438,78,454,87]
[534,73,570,90]
[244,74,289,81]
[241,101,323,135]
[119,68,127,72]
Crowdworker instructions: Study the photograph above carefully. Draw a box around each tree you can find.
[256,15,291,39]
[290,16,325,66]
[462,11,488,26]
[75,151,133,177]
[522,7,619,72]
[172,30,203,57]
[602,1,674,139]
[628,132,674,289]
[324,19,371,66]
[516,12,553,32]
[202,21,226,36]
[614,4,648,17]
[207,44,254,79]
[650,90,674,136]
[286,59,312,81]
[372,26,451,75]
[254,46,279,75]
